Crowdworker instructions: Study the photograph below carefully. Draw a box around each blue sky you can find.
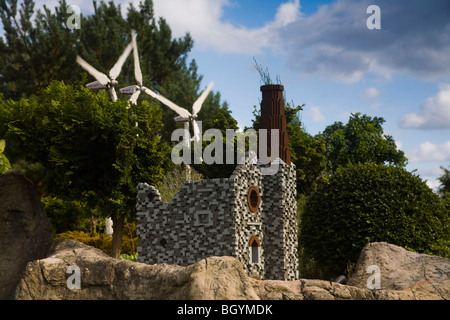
[19,0,450,190]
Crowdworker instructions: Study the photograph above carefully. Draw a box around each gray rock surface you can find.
[15,239,263,300]
[0,172,53,299]
[14,239,449,300]
[348,242,450,300]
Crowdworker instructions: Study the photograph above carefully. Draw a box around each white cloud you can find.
[395,140,402,151]
[426,179,441,192]
[409,140,450,163]
[399,84,450,129]
[152,0,301,54]
[308,106,325,122]
[282,0,450,82]
[412,166,444,192]
[364,87,380,99]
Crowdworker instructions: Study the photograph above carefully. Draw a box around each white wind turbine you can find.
[76,34,133,237]
[76,37,133,102]
[120,31,214,147]
[146,82,214,177]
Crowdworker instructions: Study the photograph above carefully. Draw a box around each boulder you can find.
[348,242,450,300]
[14,239,270,300]
[12,239,450,300]
[0,172,53,300]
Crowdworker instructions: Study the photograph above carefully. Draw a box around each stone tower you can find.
[259,84,299,280]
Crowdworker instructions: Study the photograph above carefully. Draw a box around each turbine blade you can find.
[192,120,201,142]
[183,122,191,148]
[129,90,141,105]
[192,81,214,115]
[76,56,109,86]
[109,41,133,80]
[131,30,143,86]
[142,87,191,118]
[110,86,118,102]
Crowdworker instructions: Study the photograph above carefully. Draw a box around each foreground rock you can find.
[348,242,450,300]
[15,239,266,300]
[14,239,449,300]
[0,172,53,300]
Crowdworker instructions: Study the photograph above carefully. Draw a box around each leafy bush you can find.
[57,222,138,256]
[42,197,94,234]
[300,162,450,279]
[120,253,139,262]
[0,139,11,174]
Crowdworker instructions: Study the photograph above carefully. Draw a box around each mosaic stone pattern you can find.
[262,161,299,281]
[136,157,298,280]
[136,178,236,266]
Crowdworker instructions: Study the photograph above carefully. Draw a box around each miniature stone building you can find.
[136,85,299,280]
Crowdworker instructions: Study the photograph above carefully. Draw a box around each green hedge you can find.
[0,139,11,174]
[57,223,138,256]
[300,162,450,279]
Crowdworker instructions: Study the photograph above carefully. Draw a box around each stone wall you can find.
[230,160,265,279]
[262,161,298,280]
[136,177,236,266]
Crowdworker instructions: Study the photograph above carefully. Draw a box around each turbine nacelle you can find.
[86,81,105,90]
[120,85,139,95]
[76,34,133,102]
[175,116,189,122]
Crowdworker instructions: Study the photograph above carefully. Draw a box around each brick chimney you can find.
[259,84,291,165]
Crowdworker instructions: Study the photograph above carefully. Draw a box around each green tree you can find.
[0,139,11,174]
[319,113,407,173]
[438,165,450,214]
[300,162,450,279]
[192,97,239,179]
[0,0,239,239]
[0,0,191,99]
[0,0,237,176]
[438,165,450,198]
[287,108,327,196]
[0,81,171,257]
[0,0,234,139]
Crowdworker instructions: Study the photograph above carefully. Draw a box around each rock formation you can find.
[0,172,53,300]
[13,239,449,300]
[15,238,266,300]
[348,242,449,300]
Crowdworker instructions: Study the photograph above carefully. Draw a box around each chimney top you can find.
[259,84,291,165]
[260,84,284,92]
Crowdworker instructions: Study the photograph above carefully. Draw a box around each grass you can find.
[157,165,203,202]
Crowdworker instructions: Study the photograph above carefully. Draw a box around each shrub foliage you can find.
[300,162,450,278]
[57,222,138,256]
